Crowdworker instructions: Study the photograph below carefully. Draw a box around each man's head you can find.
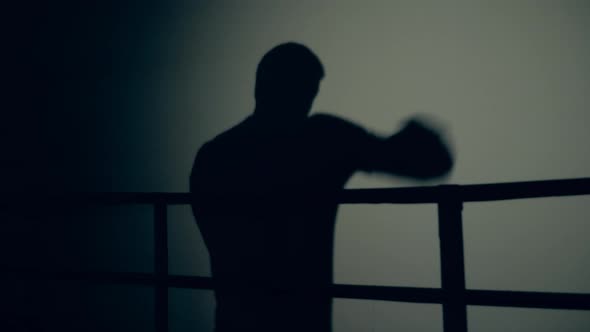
[254,42,324,119]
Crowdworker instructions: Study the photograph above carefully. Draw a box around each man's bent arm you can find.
[365,119,454,180]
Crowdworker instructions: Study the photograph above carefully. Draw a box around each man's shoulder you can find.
[307,113,370,137]
[200,118,253,152]
[191,123,246,190]
[308,112,345,125]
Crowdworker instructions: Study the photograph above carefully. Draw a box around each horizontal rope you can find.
[7,271,590,310]
[2,177,589,206]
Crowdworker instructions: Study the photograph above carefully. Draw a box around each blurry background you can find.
[4,0,590,331]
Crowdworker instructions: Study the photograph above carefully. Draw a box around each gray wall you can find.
[6,1,589,331]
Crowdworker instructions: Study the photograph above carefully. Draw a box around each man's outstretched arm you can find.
[362,118,454,180]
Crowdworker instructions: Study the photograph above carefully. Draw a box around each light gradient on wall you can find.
[82,1,590,331]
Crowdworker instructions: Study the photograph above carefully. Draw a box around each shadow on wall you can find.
[190,42,454,332]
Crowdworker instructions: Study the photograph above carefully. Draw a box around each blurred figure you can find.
[190,42,454,332]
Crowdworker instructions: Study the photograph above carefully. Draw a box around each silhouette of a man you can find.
[190,42,454,332]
